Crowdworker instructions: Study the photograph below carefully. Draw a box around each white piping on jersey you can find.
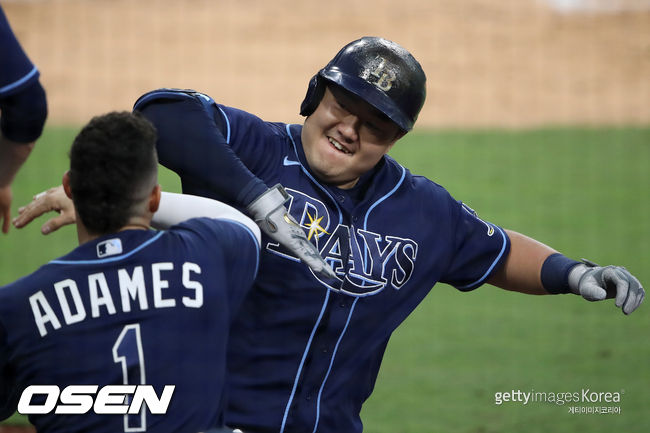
[282,125,408,431]
[281,126,350,432]
[286,124,344,227]
[361,164,406,278]
[362,164,405,231]
[0,66,38,95]
[49,232,164,265]
[217,105,232,144]
[280,289,332,433]
[312,297,359,433]
[304,163,406,425]
[455,225,508,290]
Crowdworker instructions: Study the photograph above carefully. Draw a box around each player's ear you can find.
[148,184,161,213]
[62,171,73,199]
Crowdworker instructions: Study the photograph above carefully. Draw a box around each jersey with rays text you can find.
[0,218,259,433]
[135,90,511,433]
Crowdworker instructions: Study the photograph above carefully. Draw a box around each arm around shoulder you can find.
[152,192,261,245]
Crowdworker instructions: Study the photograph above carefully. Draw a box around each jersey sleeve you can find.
[0,6,39,96]
[0,319,18,421]
[133,89,268,207]
[440,201,510,291]
[216,104,288,183]
[172,217,260,313]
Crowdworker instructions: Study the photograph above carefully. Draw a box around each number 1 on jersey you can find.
[112,324,146,432]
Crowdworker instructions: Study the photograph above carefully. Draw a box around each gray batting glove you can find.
[246,184,337,280]
[568,259,645,315]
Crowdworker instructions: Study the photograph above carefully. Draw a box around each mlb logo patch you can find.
[97,238,123,258]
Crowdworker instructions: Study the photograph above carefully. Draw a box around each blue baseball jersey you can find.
[0,5,40,97]
[135,90,511,433]
[0,218,259,432]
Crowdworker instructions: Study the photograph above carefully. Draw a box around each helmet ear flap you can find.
[299,74,326,117]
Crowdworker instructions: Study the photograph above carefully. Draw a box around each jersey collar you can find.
[286,124,407,208]
[50,230,163,265]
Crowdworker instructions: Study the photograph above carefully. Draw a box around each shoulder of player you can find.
[218,105,293,161]
[168,217,256,244]
[382,155,453,199]
[218,105,289,139]
[166,218,259,269]
[0,260,58,305]
[375,159,466,227]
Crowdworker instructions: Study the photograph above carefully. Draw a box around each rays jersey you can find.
[0,5,40,97]
[0,218,259,433]
[134,90,511,433]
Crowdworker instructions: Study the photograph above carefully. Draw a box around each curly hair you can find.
[68,111,158,234]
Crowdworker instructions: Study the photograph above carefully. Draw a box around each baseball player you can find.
[19,37,645,432]
[0,4,48,234]
[1,112,260,432]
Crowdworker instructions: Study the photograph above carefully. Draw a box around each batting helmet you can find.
[300,36,426,132]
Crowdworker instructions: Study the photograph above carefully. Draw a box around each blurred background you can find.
[1,0,649,431]
[4,0,649,128]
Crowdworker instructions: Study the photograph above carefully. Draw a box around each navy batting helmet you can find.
[300,36,426,131]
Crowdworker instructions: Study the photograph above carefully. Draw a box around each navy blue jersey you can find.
[0,5,40,97]
[136,91,510,433]
[0,218,259,433]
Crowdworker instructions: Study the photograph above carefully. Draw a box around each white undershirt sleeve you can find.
[152,192,261,245]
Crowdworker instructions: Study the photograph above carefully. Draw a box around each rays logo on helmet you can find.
[360,56,397,91]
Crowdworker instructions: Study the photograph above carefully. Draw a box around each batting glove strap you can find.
[247,184,337,280]
[568,260,645,315]
[246,184,290,233]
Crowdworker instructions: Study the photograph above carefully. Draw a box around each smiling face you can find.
[300,85,405,189]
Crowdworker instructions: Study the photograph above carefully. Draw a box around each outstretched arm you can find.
[13,186,261,245]
[133,89,336,279]
[488,229,644,314]
[133,89,268,207]
[487,230,554,295]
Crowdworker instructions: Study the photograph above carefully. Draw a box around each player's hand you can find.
[0,185,13,234]
[568,260,645,315]
[13,185,76,234]
[246,184,337,279]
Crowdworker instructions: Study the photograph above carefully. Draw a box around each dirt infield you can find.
[4,0,650,128]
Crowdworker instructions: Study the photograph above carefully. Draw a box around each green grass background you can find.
[1,126,648,431]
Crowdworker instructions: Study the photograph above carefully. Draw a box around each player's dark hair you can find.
[68,111,158,234]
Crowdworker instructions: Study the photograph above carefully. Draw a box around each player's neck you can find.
[119,215,154,233]
[76,223,98,246]
[76,216,152,245]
